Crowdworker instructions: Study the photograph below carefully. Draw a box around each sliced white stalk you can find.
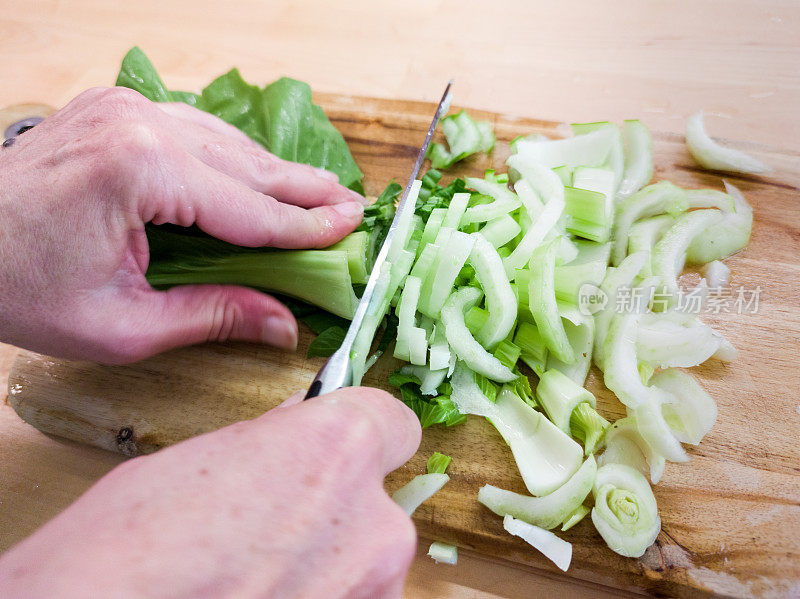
[632,399,689,463]
[463,177,522,224]
[408,326,428,365]
[509,126,614,170]
[392,473,450,515]
[686,189,735,212]
[428,323,451,371]
[489,387,584,496]
[618,120,654,199]
[479,214,521,249]
[598,416,666,484]
[395,275,422,362]
[571,122,624,191]
[547,305,595,385]
[442,192,470,230]
[503,516,572,572]
[591,464,661,558]
[687,181,753,264]
[704,260,730,288]
[650,369,717,445]
[419,208,447,255]
[593,252,648,370]
[529,241,575,363]
[554,256,608,304]
[503,179,565,277]
[685,110,771,174]
[469,234,518,349]
[627,214,675,278]
[449,360,499,418]
[611,181,689,266]
[713,333,738,361]
[572,166,615,242]
[602,311,676,412]
[442,290,516,382]
[636,314,721,368]
[420,230,476,318]
[400,363,448,396]
[428,542,458,565]
[478,455,597,529]
[652,209,725,299]
[536,369,596,433]
[561,504,591,532]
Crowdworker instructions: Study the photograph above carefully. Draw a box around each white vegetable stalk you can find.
[618,119,654,199]
[561,503,591,532]
[392,472,450,515]
[503,516,573,572]
[478,455,597,529]
[650,369,717,445]
[611,181,689,266]
[593,252,648,370]
[571,122,624,191]
[704,260,730,289]
[546,306,595,385]
[651,209,725,300]
[686,181,753,264]
[428,541,458,565]
[598,416,666,484]
[510,126,615,171]
[686,189,735,212]
[479,214,521,249]
[420,230,476,318]
[591,464,661,558]
[636,314,723,369]
[626,215,675,278]
[489,386,584,496]
[469,234,518,349]
[503,170,565,276]
[463,177,522,224]
[442,289,516,382]
[529,241,576,364]
[685,110,771,174]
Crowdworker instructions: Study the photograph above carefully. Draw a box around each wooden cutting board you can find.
[8,94,800,598]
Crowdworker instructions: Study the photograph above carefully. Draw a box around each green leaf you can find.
[426,452,452,474]
[116,47,364,193]
[301,312,349,335]
[306,326,346,358]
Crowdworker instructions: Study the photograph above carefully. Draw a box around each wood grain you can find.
[7,93,800,597]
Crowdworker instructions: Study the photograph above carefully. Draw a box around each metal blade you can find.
[305,81,453,398]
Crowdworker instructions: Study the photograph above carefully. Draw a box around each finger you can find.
[122,285,299,360]
[156,102,261,146]
[277,390,307,408]
[156,102,363,208]
[139,149,364,249]
[312,387,422,475]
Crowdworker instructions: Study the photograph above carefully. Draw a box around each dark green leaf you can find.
[306,326,346,359]
[301,312,349,335]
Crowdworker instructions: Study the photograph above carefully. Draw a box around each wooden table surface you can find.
[1,2,798,597]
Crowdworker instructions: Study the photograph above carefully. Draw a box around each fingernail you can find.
[332,201,364,217]
[263,316,298,351]
[315,167,339,182]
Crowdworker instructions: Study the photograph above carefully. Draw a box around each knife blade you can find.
[305,81,453,399]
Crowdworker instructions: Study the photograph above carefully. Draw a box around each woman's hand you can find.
[0,87,365,363]
[0,387,422,599]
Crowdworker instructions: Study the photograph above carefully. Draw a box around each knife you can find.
[305,81,453,399]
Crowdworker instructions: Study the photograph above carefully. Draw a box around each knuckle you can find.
[205,291,243,342]
[95,86,148,116]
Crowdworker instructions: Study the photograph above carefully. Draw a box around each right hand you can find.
[0,387,422,599]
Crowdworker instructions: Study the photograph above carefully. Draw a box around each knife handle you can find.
[304,345,353,399]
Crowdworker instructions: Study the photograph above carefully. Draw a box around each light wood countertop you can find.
[1,2,798,597]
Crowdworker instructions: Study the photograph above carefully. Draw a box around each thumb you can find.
[133,284,298,358]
